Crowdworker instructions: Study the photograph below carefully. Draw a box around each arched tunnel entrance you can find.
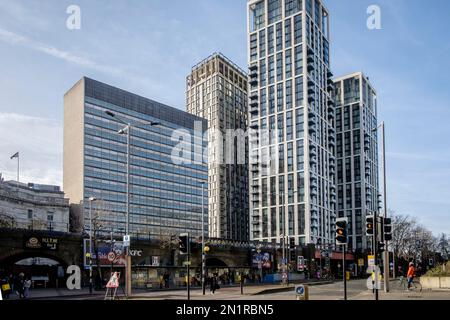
[0,252,69,288]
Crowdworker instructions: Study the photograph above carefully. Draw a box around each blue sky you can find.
[0,0,449,234]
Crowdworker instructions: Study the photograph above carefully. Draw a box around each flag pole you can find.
[17,153,19,184]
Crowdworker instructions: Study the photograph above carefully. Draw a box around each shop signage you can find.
[24,236,59,251]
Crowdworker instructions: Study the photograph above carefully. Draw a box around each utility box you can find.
[295,285,309,301]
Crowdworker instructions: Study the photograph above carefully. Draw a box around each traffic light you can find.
[178,233,189,254]
[335,218,348,245]
[377,242,385,253]
[366,216,374,235]
[289,238,296,262]
[383,218,392,241]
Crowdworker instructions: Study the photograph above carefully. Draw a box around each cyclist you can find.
[407,262,415,290]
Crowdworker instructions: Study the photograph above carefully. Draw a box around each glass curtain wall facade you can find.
[186,53,249,241]
[247,0,336,246]
[64,77,208,240]
[334,72,379,251]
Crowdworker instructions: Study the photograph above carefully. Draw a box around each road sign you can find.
[183,261,192,266]
[295,285,309,300]
[368,255,375,267]
[106,272,120,288]
[107,252,116,262]
[358,258,365,267]
[123,235,130,247]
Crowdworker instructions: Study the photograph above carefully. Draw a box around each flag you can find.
[10,152,19,159]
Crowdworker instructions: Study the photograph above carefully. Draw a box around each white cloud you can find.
[0,27,123,76]
[0,112,62,186]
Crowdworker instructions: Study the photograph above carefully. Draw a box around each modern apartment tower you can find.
[186,53,249,241]
[247,0,336,246]
[333,72,379,251]
[64,77,208,239]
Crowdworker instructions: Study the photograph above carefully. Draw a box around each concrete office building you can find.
[186,53,249,241]
[64,77,208,239]
[247,0,336,246]
[333,72,379,251]
[0,180,70,232]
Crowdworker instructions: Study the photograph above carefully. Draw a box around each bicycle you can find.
[398,276,422,293]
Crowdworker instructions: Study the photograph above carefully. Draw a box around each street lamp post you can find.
[105,110,159,297]
[276,190,297,286]
[88,197,97,294]
[201,182,206,295]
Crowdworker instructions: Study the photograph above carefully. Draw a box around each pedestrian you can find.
[24,278,32,299]
[407,262,415,290]
[210,273,219,295]
[163,271,170,289]
[16,273,25,299]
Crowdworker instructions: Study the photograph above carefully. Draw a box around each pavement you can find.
[5,278,450,300]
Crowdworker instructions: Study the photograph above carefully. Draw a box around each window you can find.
[287,142,294,172]
[352,104,360,129]
[294,15,302,44]
[286,80,293,109]
[276,53,283,82]
[270,177,276,206]
[285,49,292,79]
[260,88,267,116]
[271,207,277,237]
[277,83,284,112]
[285,0,302,17]
[250,1,265,31]
[250,34,257,61]
[268,26,274,55]
[297,139,304,170]
[269,116,276,145]
[286,111,293,141]
[285,19,292,48]
[262,178,268,207]
[295,77,303,107]
[278,114,284,143]
[276,23,283,52]
[268,0,282,25]
[279,175,285,205]
[269,86,275,114]
[345,157,352,183]
[296,108,304,139]
[259,30,266,57]
[268,55,275,84]
[288,174,294,204]
[298,204,305,234]
[288,205,294,235]
[28,209,33,219]
[294,45,303,76]
[279,144,285,173]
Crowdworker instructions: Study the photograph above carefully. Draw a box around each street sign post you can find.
[123,235,130,248]
[295,285,309,300]
[107,252,116,263]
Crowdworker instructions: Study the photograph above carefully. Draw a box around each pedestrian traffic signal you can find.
[335,218,348,245]
[383,218,392,241]
[366,216,374,235]
[377,242,385,253]
[178,233,189,254]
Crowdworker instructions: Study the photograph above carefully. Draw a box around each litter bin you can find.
[346,271,350,281]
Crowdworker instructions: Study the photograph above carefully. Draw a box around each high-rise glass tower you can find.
[333,72,379,251]
[64,77,208,240]
[186,53,249,241]
[247,0,336,246]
